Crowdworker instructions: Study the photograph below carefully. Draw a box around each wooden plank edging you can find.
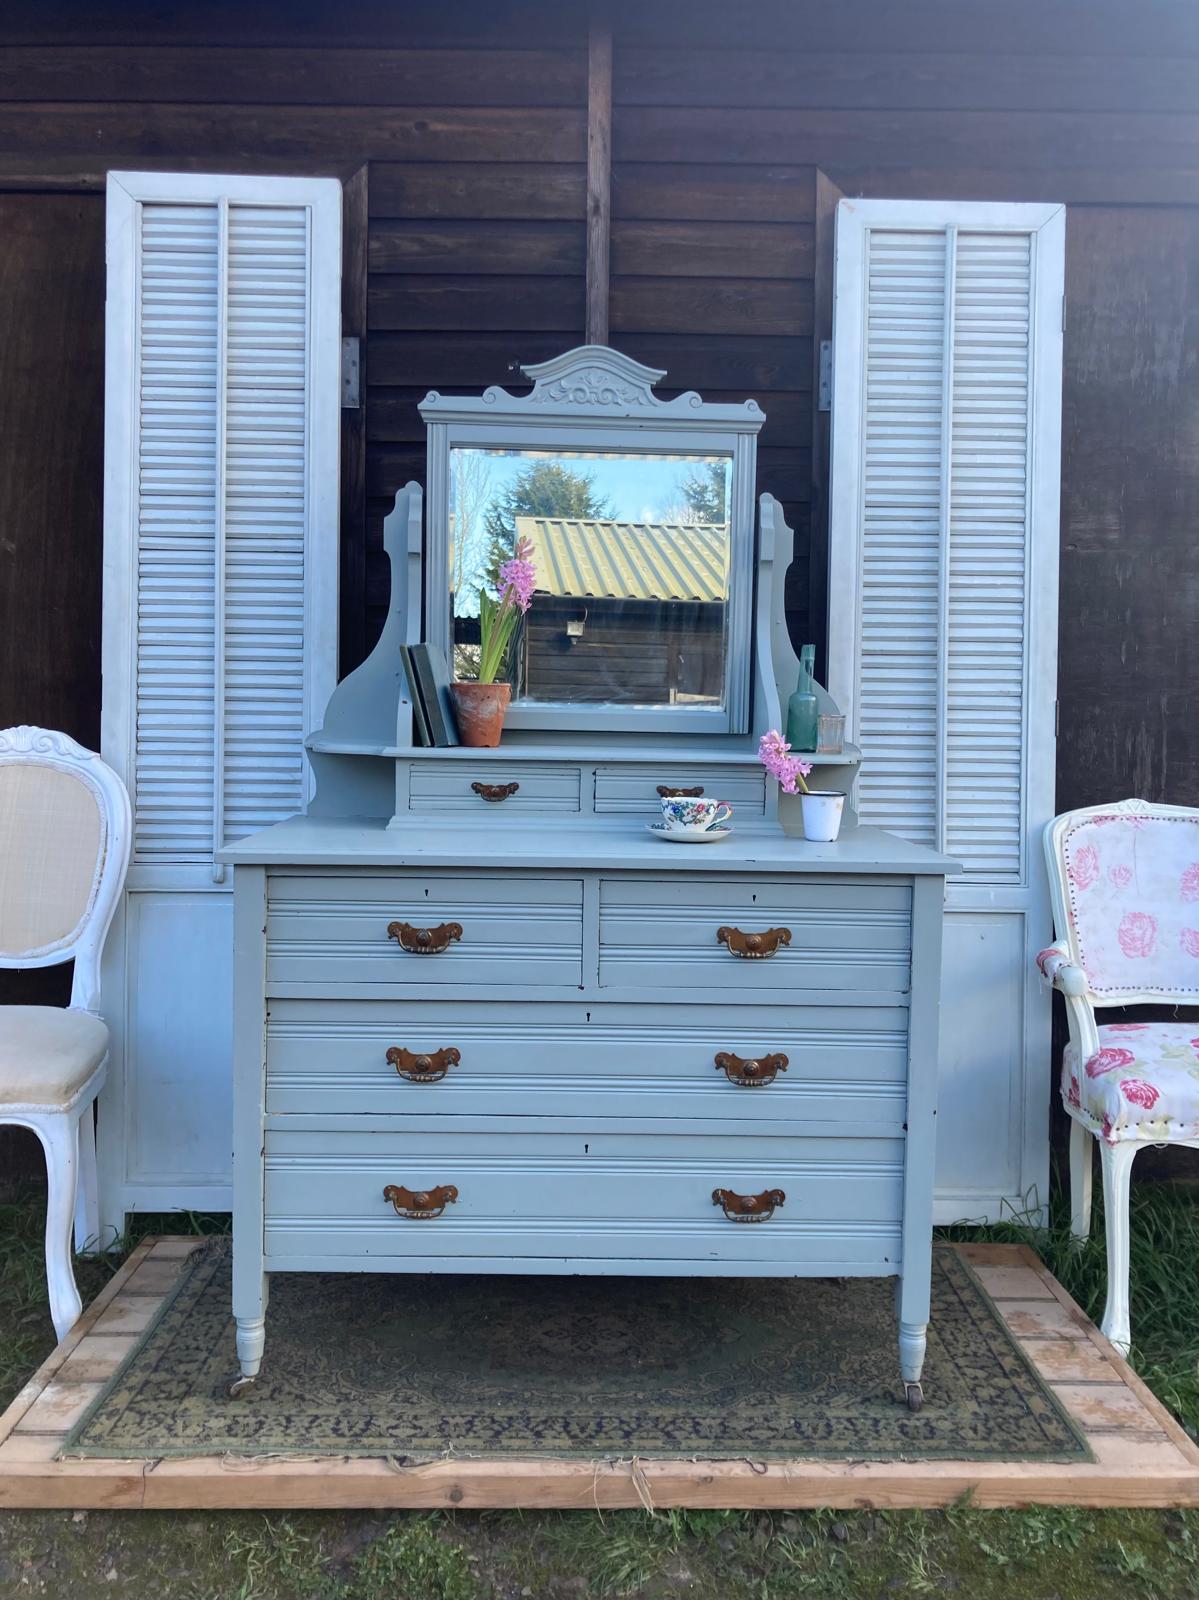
[1,1239,1197,1510]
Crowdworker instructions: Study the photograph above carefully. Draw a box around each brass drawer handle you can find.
[715,1051,789,1087]
[712,1187,786,1223]
[471,781,520,803]
[387,1045,461,1083]
[657,784,704,798]
[387,920,463,954]
[717,926,792,959]
[383,1183,459,1219]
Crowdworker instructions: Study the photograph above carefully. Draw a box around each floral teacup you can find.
[660,796,734,832]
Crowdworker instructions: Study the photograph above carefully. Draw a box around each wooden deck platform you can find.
[1,1238,1197,1511]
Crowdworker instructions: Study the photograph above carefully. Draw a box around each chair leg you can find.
[1099,1140,1138,1357]
[74,1101,100,1257]
[30,1112,83,1343]
[1068,1117,1093,1241]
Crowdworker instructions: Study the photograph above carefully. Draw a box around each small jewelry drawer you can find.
[407,760,581,813]
[264,998,911,1128]
[262,1124,905,1268]
[593,764,766,816]
[598,876,912,995]
[266,871,584,989]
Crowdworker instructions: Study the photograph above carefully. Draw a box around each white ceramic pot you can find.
[799,789,845,843]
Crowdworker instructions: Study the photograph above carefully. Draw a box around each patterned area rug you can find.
[63,1245,1090,1462]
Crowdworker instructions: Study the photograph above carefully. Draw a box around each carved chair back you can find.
[0,727,131,1013]
[1044,797,1199,1007]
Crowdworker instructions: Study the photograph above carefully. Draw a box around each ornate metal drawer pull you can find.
[387,1045,461,1083]
[712,1187,786,1222]
[383,1183,459,1219]
[387,920,463,954]
[657,784,704,798]
[471,781,520,803]
[714,1050,789,1087]
[716,926,792,959]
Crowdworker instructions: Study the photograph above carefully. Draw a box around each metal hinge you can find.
[341,336,361,409]
[1062,293,1068,333]
[1055,699,1060,736]
[818,340,832,412]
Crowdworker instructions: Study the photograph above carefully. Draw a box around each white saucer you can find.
[647,822,732,844]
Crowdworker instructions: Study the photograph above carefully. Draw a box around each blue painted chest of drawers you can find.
[225,816,951,1409]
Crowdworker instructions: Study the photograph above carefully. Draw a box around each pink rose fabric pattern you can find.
[1085,1046,1135,1078]
[1119,1078,1160,1111]
[1068,843,1099,891]
[1062,1021,1199,1142]
[1056,812,1199,997]
[1117,912,1158,959]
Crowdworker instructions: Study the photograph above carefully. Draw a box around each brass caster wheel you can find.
[228,1374,257,1399]
[905,1382,924,1414]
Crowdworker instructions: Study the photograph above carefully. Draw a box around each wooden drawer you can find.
[599,876,912,994]
[266,872,584,989]
[408,760,581,813]
[594,763,766,816]
[265,999,910,1128]
[263,1124,905,1268]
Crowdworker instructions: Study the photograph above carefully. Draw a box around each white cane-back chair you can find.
[1040,797,1199,1354]
[0,726,131,1340]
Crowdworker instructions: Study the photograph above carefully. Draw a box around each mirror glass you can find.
[449,447,733,710]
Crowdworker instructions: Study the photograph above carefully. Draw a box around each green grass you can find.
[2,1168,1199,1599]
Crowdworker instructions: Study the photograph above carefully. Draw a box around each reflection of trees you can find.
[450,451,494,615]
[482,461,612,584]
[659,460,729,525]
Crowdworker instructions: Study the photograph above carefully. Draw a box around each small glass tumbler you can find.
[816,713,845,755]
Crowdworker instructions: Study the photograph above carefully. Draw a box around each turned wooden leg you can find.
[1068,1117,1093,1243]
[233,1273,269,1388]
[31,1112,83,1343]
[74,1101,101,1256]
[1099,1140,1138,1357]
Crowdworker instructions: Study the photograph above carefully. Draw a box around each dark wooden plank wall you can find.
[2,0,1199,1176]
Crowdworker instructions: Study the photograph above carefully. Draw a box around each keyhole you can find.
[584,1143,589,1154]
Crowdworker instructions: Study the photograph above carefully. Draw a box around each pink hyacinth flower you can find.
[1181,863,1199,903]
[1181,928,1199,958]
[1108,864,1133,890]
[496,535,538,615]
[757,729,812,796]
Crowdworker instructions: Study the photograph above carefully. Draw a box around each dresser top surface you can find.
[219,814,960,876]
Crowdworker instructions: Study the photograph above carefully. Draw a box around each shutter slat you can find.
[850,224,1036,882]
[131,197,317,862]
[944,232,1031,882]
[856,229,946,844]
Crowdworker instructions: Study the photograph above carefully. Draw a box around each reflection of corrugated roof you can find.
[515,517,728,604]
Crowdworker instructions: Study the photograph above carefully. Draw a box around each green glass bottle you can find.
[785,644,818,752]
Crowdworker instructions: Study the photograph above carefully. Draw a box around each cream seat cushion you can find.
[1063,1021,1199,1143]
[0,1007,109,1108]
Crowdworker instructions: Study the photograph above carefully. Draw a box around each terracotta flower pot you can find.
[450,681,511,748]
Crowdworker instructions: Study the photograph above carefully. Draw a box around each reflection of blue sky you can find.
[451,449,730,616]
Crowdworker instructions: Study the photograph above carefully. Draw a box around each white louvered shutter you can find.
[828,199,1064,1223]
[101,172,340,1227]
[128,193,334,865]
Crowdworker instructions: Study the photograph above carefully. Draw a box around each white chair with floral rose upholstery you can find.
[0,726,131,1341]
[1039,797,1199,1355]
